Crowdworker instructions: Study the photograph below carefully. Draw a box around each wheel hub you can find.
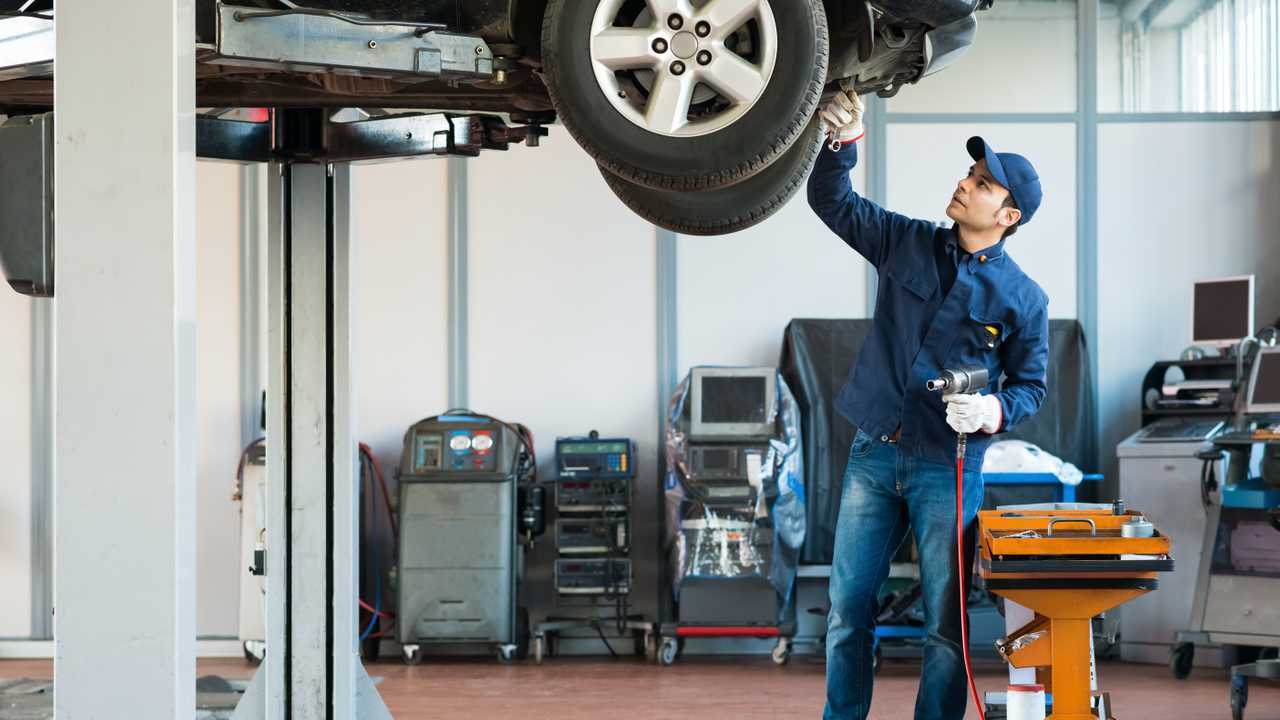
[588,0,779,138]
[670,31,698,59]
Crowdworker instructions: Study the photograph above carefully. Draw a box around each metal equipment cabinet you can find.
[395,416,530,663]
[1176,434,1280,665]
[1117,431,1225,667]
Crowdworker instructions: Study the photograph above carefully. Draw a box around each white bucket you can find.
[1006,684,1046,720]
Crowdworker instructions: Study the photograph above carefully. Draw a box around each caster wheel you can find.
[1230,675,1248,720]
[658,638,679,666]
[771,639,791,666]
[645,632,657,663]
[533,636,545,665]
[242,640,265,665]
[497,645,516,664]
[1171,642,1195,679]
[401,644,423,666]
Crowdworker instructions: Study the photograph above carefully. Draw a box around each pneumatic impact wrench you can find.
[926,365,991,458]
[926,365,990,720]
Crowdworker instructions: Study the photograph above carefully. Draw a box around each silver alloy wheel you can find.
[589,0,779,138]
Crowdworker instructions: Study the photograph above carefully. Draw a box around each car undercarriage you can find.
[0,0,990,238]
[0,0,985,115]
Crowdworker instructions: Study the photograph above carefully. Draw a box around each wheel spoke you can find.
[644,69,696,133]
[699,0,760,36]
[702,51,766,104]
[592,27,658,70]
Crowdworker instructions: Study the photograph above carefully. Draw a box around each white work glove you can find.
[943,393,1003,435]
[819,82,864,146]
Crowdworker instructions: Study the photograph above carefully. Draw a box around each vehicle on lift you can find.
[0,0,989,235]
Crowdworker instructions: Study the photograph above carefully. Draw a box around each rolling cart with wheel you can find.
[1174,430,1280,694]
[532,434,653,663]
[658,367,806,666]
[656,620,799,667]
[393,412,541,665]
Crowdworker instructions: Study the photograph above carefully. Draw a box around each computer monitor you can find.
[1191,275,1254,347]
[1246,347,1280,415]
[689,367,776,439]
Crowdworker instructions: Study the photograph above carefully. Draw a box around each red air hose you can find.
[956,439,986,720]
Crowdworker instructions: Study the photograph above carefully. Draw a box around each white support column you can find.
[287,163,332,720]
[53,1,196,718]
[330,163,360,719]
[237,159,386,720]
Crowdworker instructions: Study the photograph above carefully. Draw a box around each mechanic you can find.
[808,87,1050,720]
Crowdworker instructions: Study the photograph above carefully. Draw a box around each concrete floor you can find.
[1,656,1277,719]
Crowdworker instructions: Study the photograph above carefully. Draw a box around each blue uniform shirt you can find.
[807,143,1050,468]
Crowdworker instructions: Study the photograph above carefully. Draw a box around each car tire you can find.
[542,0,828,191]
[598,114,824,236]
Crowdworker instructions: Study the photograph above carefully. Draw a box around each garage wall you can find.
[1096,119,1280,477]
[351,159,451,517]
[0,292,32,639]
[888,1,1079,115]
[466,127,663,622]
[194,162,247,638]
[676,152,870,372]
[885,123,1078,319]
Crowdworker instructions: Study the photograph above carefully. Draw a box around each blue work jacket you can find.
[807,144,1050,468]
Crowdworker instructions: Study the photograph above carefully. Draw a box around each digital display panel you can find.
[560,441,628,455]
[1252,351,1280,406]
[1193,278,1252,343]
[701,377,768,424]
[702,448,734,470]
[413,433,442,472]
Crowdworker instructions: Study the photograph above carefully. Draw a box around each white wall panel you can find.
[888,2,1078,114]
[1097,120,1280,475]
[353,159,451,486]
[194,161,245,638]
[0,292,31,638]
[676,149,869,373]
[467,128,660,618]
[886,123,1077,319]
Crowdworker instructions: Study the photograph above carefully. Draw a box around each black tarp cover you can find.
[779,318,1096,565]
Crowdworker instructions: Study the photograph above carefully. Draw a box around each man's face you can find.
[945,158,1020,233]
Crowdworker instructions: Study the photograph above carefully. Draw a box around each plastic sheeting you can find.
[664,369,806,605]
[983,440,1084,486]
[780,319,1096,565]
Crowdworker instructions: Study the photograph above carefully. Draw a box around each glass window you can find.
[1100,0,1280,113]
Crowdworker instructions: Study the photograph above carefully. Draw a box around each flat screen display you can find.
[1252,351,1280,407]
[701,377,768,424]
[1193,278,1252,343]
[701,448,734,470]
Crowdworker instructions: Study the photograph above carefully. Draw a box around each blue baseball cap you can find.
[966,136,1042,227]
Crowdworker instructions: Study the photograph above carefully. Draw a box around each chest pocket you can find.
[969,314,1007,351]
[949,311,1010,385]
[884,267,935,302]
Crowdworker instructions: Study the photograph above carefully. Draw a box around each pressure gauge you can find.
[472,433,495,452]
[449,434,472,451]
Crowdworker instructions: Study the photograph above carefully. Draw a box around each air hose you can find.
[927,365,992,720]
[955,433,986,720]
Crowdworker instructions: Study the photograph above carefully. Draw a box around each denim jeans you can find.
[823,429,983,720]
